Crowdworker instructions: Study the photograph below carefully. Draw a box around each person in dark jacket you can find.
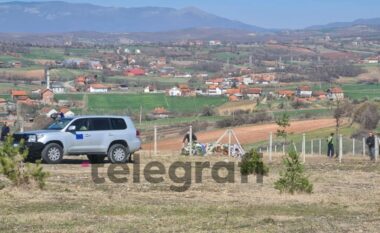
[366,132,376,161]
[183,131,197,145]
[1,122,10,141]
[327,133,334,158]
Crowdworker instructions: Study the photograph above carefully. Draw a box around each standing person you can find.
[1,122,10,141]
[366,132,375,161]
[182,131,197,145]
[327,133,334,158]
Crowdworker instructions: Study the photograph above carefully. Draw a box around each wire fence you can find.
[144,125,380,163]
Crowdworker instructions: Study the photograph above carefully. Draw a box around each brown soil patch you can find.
[216,100,257,115]
[144,118,337,150]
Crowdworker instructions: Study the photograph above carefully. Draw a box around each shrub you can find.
[274,149,313,194]
[0,136,49,189]
[240,149,269,177]
[353,102,380,130]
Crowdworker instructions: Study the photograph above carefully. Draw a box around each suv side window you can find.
[70,118,89,131]
[110,118,127,130]
[89,118,111,131]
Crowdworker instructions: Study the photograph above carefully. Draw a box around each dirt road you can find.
[144,118,337,150]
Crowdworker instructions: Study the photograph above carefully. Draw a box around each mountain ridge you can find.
[0,1,266,33]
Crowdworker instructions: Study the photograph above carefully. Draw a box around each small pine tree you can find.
[274,149,313,194]
[0,136,49,189]
[276,112,290,144]
[240,149,269,183]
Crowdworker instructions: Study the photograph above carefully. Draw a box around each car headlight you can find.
[27,134,44,143]
[28,135,37,143]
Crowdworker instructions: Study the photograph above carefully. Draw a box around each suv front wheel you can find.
[42,143,64,164]
[108,144,129,164]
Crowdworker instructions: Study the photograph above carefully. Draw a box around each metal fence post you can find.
[375,135,379,162]
[319,139,322,156]
[228,128,231,157]
[352,138,355,156]
[302,133,306,163]
[189,125,193,156]
[311,140,314,156]
[363,137,366,157]
[339,134,343,163]
[154,125,157,156]
[269,132,273,162]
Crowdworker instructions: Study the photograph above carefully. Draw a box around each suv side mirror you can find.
[67,125,76,132]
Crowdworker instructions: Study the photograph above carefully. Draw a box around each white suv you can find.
[13,116,141,164]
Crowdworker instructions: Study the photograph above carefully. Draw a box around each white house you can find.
[41,108,58,118]
[89,84,108,93]
[207,86,223,96]
[327,87,344,100]
[168,87,182,96]
[51,82,65,94]
[296,86,312,98]
[243,77,254,85]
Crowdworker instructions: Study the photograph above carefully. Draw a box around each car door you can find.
[65,118,93,154]
[86,118,112,153]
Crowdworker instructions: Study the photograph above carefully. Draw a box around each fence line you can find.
[146,125,380,163]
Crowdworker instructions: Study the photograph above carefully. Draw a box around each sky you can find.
[1,0,379,29]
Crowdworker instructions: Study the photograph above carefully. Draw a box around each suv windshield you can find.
[46,118,73,130]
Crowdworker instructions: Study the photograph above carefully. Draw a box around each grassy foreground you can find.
[1,153,380,232]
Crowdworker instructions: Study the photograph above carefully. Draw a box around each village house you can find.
[296,85,313,98]
[178,84,193,96]
[174,73,192,78]
[207,85,223,96]
[205,78,224,86]
[209,40,222,46]
[243,76,254,85]
[243,88,262,100]
[168,86,182,96]
[51,82,65,94]
[225,88,243,101]
[364,56,379,64]
[277,90,295,98]
[312,91,327,100]
[40,107,58,118]
[89,61,103,70]
[144,85,157,93]
[89,84,108,93]
[253,73,276,84]
[11,90,28,101]
[125,68,146,76]
[151,107,170,119]
[327,87,344,101]
[59,107,75,117]
[41,89,55,105]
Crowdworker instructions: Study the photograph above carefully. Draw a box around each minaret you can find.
[45,68,50,89]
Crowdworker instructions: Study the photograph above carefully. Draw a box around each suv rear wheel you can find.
[108,144,129,163]
[87,154,106,164]
[42,143,63,164]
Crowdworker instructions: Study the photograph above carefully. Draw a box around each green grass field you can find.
[23,47,65,61]
[55,93,84,101]
[341,83,380,100]
[86,93,228,114]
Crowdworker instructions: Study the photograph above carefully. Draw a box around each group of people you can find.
[327,132,379,161]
